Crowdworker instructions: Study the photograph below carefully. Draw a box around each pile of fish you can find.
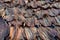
[0,0,60,40]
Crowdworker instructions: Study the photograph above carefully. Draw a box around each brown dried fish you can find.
[16,27,24,40]
[9,26,15,40]
[38,27,50,40]
[24,27,34,40]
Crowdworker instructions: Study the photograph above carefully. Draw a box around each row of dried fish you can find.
[0,0,60,8]
[27,2,60,9]
[7,15,60,27]
[0,0,60,3]
[0,7,60,27]
[1,7,60,18]
[9,26,60,40]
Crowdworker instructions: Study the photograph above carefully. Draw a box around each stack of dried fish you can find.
[0,0,60,40]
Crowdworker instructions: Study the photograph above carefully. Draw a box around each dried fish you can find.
[30,27,38,40]
[27,1,37,8]
[39,16,51,26]
[38,27,50,40]
[49,17,57,24]
[13,0,25,6]
[36,1,46,6]
[24,27,34,40]
[3,0,12,2]
[57,16,60,20]
[52,2,60,8]
[35,10,43,19]
[55,17,60,25]
[55,27,60,39]
[24,9,33,18]
[10,26,15,40]
[16,27,24,40]
[46,27,58,40]
[51,8,59,16]
[41,4,50,9]
[48,9,55,16]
